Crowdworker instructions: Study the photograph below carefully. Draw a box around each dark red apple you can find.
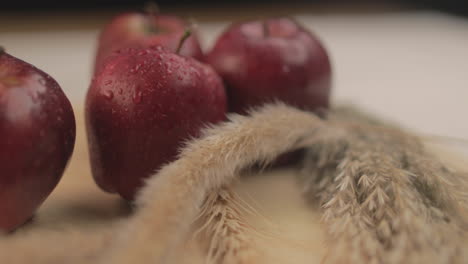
[207,17,331,114]
[0,48,75,231]
[86,46,227,200]
[94,11,204,73]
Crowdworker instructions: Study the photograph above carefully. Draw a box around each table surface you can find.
[1,8,467,149]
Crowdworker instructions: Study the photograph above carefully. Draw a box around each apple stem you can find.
[263,20,269,37]
[0,46,4,54]
[175,29,191,54]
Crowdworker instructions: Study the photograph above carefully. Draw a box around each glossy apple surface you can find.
[207,17,331,114]
[0,49,75,231]
[86,46,227,200]
[94,12,204,73]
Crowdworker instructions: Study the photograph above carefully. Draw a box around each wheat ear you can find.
[195,185,261,264]
[302,109,468,264]
[0,103,328,264]
[96,103,335,264]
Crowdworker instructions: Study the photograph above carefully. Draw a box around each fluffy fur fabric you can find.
[0,103,467,264]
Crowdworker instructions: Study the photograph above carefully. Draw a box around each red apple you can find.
[94,11,204,73]
[0,48,75,231]
[86,46,227,200]
[207,17,331,114]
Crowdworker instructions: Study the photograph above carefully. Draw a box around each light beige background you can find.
[1,10,467,144]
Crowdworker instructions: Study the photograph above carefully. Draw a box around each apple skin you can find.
[94,12,204,73]
[0,50,76,232]
[86,46,227,200]
[207,17,331,114]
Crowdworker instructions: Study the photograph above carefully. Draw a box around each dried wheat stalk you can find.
[95,103,332,264]
[0,103,466,264]
[0,103,329,264]
[301,107,468,264]
[195,185,261,264]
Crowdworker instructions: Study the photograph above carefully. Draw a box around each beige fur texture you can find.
[0,103,466,264]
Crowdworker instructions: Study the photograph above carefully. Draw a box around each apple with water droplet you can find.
[86,44,227,200]
[207,18,332,166]
[207,17,331,114]
[0,48,75,231]
[94,8,203,73]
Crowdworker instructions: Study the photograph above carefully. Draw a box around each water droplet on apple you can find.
[38,78,46,85]
[134,64,142,72]
[138,50,147,56]
[103,90,114,99]
[104,80,113,85]
[132,90,142,104]
[118,88,123,95]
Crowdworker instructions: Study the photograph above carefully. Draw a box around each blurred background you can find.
[1,0,468,16]
[1,0,467,153]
